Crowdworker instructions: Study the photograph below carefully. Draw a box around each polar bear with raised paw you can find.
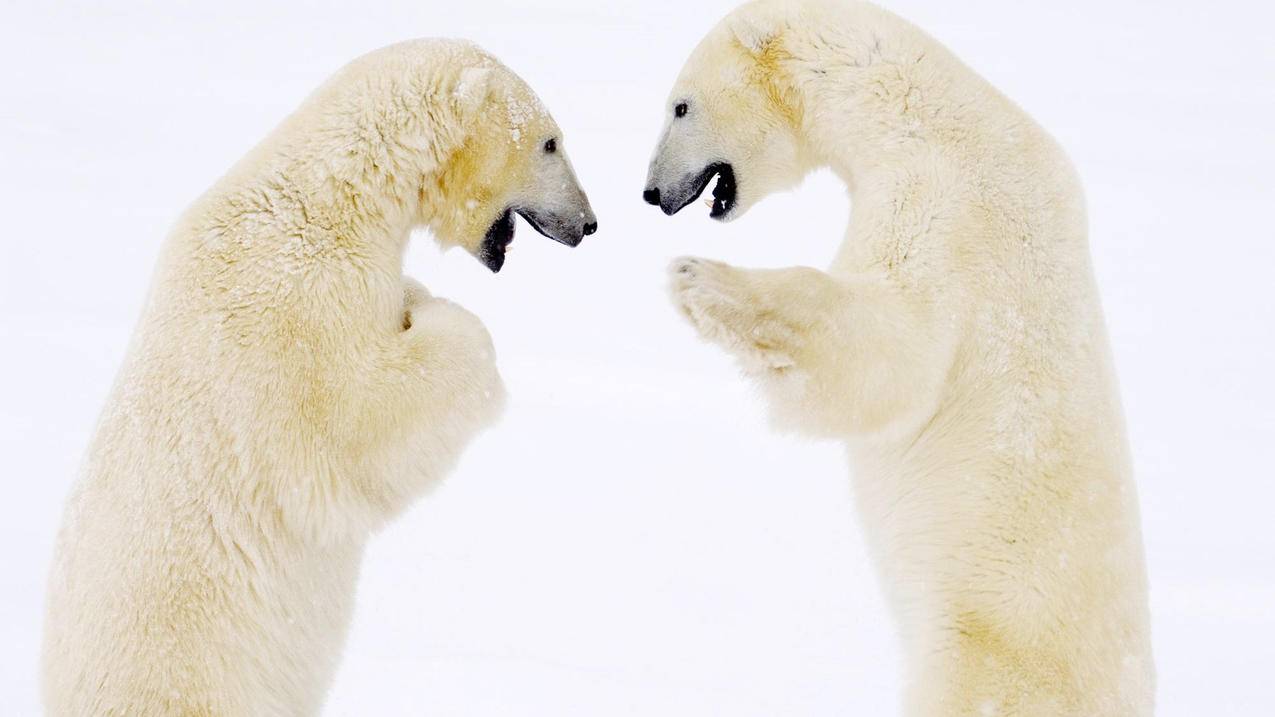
[43,39,595,716]
[645,1,1153,714]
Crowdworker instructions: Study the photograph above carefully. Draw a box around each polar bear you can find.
[43,40,595,716]
[643,1,1154,715]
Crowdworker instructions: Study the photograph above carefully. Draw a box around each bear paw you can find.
[668,256,797,371]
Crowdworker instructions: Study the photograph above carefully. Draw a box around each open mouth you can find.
[705,163,737,219]
[477,207,588,273]
[662,162,736,219]
[478,209,515,273]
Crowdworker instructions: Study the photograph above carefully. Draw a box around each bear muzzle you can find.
[476,204,597,274]
[644,162,736,219]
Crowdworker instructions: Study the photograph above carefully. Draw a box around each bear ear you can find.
[726,3,787,55]
[452,66,493,117]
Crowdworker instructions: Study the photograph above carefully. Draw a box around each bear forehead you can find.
[494,81,555,145]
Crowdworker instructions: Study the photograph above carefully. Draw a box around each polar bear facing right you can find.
[44,40,595,715]
[644,1,1154,714]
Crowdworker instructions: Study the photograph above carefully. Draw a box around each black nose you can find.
[582,221,597,236]
[643,188,661,206]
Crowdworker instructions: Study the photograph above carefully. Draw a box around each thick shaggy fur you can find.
[650,2,1154,714]
[40,40,583,715]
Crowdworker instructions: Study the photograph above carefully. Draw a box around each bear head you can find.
[643,0,810,222]
[427,47,598,273]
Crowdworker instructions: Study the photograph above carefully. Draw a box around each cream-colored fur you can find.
[41,40,590,715]
[648,1,1154,714]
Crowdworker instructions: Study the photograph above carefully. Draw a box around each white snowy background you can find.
[2,1,1272,714]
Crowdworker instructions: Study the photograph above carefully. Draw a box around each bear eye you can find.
[543,138,557,154]
[674,102,689,118]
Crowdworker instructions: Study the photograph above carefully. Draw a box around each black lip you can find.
[478,209,515,273]
[516,208,583,248]
[708,163,737,219]
[661,162,735,218]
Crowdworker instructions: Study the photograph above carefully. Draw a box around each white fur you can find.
[656,2,1154,714]
[39,40,580,715]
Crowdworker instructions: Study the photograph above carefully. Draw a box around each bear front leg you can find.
[669,257,808,371]
[341,279,507,528]
[669,256,954,437]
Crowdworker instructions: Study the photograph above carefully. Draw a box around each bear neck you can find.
[772,11,1032,277]
[780,9,1001,193]
[273,91,468,258]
